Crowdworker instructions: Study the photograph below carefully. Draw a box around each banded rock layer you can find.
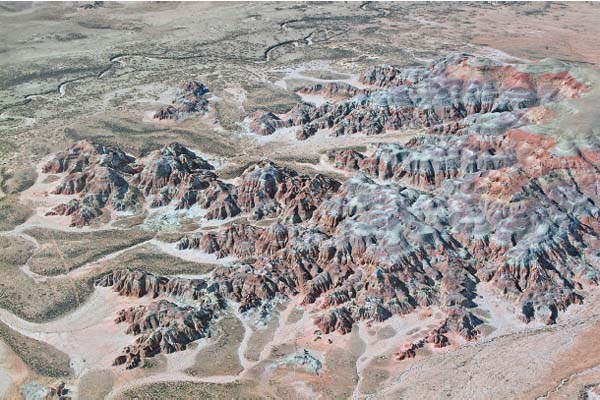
[96,270,223,368]
[44,141,341,226]
[247,53,586,139]
[49,53,600,367]
[154,80,210,121]
[44,140,142,227]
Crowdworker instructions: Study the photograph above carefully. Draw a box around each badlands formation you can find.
[2,2,600,399]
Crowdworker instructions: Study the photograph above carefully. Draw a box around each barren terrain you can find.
[1,2,600,400]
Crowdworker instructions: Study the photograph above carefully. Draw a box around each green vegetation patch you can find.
[0,196,32,232]
[116,381,265,400]
[26,227,155,276]
[185,315,244,377]
[0,320,72,377]
[0,234,93,322]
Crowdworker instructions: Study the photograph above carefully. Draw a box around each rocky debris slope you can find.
[247,111,283,136]
[322,129,600,326]
[47,53,600,365]
[85,126,599,364]
[44,141,241,225]
[327,133,517,190]
[246,53,587,139]
[44,140,142,227]
[236,160,340,222]
[91,133,600,364]
[111,300,215,369]
[96,266,294,367]
[298,82,368,99]
[132,143,241,218]
[45,381,70,400]
[154,80,210,121]
[131,142,215,208]
[326,149,364,171]
[44,141,339,226]
[96,270,224,368]
[178,174,484,340]
[173,134,599,349]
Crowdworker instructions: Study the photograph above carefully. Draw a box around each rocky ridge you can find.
[43,140,142,227]
[154,80,210,121]
[44,140,343,226]
[43,53,600,366]
[96,269,223,368]
[166,53,598,355]
[44,141,243,226]
[247,53,587,140]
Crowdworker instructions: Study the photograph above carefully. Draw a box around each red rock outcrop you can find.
[112,300,216,369]
[247,111,283,136]
[44,140,141,226]
[298,82,368,99]
[395,341,424,361]
[246,53,587,139]
[45,382,69,400]
[353,134,516,189]
[44,141,240,225]
[315,307,354,334]
[43,139,138,175]
[154,80,209,120]
[97,270,224,368]
[131,142,216,208]
[296,124,317,140]
[58,53,600,367]
[44,141,341,227]
[178,224,261,259]
[425,328,449,348]
[237,160,340,222]
[326,149,365,171]
[96,269,209,301]
[359,64,427,88]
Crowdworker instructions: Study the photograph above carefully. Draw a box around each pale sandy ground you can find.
[232,304,258,373]
[474,282,541,338]
[150,240,235,266]
[101,299,299,399]
[0,343,11,398]
[0,288,148,375]
[241,297,310,376]
[351,309,448,399]
[272,62,369,90]
[0,341,29,400]
[245,123,420,161]
[373,290,600,400]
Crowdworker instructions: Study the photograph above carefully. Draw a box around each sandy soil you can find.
[0,343,12,398]
[0,288,149,375]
